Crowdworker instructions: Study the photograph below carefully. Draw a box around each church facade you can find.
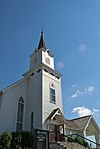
[0,32,63,134]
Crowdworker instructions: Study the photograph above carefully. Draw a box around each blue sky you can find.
[0,0,100,126]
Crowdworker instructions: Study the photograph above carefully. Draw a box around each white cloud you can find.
[72,107,100,117]
[56,61,64,69]
[85,86,94,95]
[72,106,92,117]
[87,86,94,92]
[70,93,78,99]
[87,86,94,93]
[78,43,87,52]
[70,86,94,99]
[93,109,100,112]
[70,90,83,99]
[71,84,77,88]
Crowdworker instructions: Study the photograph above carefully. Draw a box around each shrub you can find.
[11,132,22,149]
[81,139,89,147]
[67,136,75,142]
[74,137,89,147]
[20,131,34,148]
[0,131,34,149]
[67,136,89,147]
[74,137,80,143]
[0,132,12,149]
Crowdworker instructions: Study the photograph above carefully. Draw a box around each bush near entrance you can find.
[0,131,34,149]
[0,132,12,149]
[67,136,89,147]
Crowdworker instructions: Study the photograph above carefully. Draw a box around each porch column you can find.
[62,124,65,142]
[83,129,86,138]
[95,134,100,148]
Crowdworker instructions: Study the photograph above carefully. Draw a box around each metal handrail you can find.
[49,131,100,148]
[67,133,100,147]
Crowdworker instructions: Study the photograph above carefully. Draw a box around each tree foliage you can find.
[0,132,12,149]
[0,131,34,149]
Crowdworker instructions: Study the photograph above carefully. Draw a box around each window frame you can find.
[50,86,56,104]
[16,97,24,131]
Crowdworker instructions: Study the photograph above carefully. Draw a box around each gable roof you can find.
[46,109,91,130]
[46,108,59,120]
[71,115,92,131]
[65,119,79,130]
[71,115,100,135]
[46,108,66,124]
[45,109,100,135]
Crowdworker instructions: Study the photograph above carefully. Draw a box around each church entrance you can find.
[49,124,65,143]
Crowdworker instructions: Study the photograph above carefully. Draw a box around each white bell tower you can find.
[29,31,54,70]
[23,32,63,129]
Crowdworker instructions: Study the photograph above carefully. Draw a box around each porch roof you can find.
[45,109,100,136]
[46,108,66,124]
[71,115,100,136]
[65,119,79,130]
[71,115,91,131]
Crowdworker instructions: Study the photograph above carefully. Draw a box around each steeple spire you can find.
[38,30,46,50]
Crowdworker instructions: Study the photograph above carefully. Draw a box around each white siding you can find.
[42,70,63,124]
[30,50,42,69]
[25,71,42,131]
[42,49,54,69]
[0,79,27,134]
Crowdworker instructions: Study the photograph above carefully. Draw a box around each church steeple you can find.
[26,31,55,71]
[38,31,46,50]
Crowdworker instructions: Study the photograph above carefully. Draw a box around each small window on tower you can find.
[45,57,50,65]
[34,57,37,64]
[50,87,56,103]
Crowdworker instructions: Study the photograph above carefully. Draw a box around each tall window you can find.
[50,87,56,103]
[31,112,34,132]
[16,97,24,131]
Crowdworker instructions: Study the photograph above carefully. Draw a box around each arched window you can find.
[16,97,24,131]
[31,112,34,132]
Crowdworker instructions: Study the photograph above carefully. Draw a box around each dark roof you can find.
[71,115,92,131]
[65,119,79,130]
[38,31,46,50]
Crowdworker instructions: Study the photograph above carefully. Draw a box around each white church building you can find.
[0,32,63,133]
[0,32,100,148]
